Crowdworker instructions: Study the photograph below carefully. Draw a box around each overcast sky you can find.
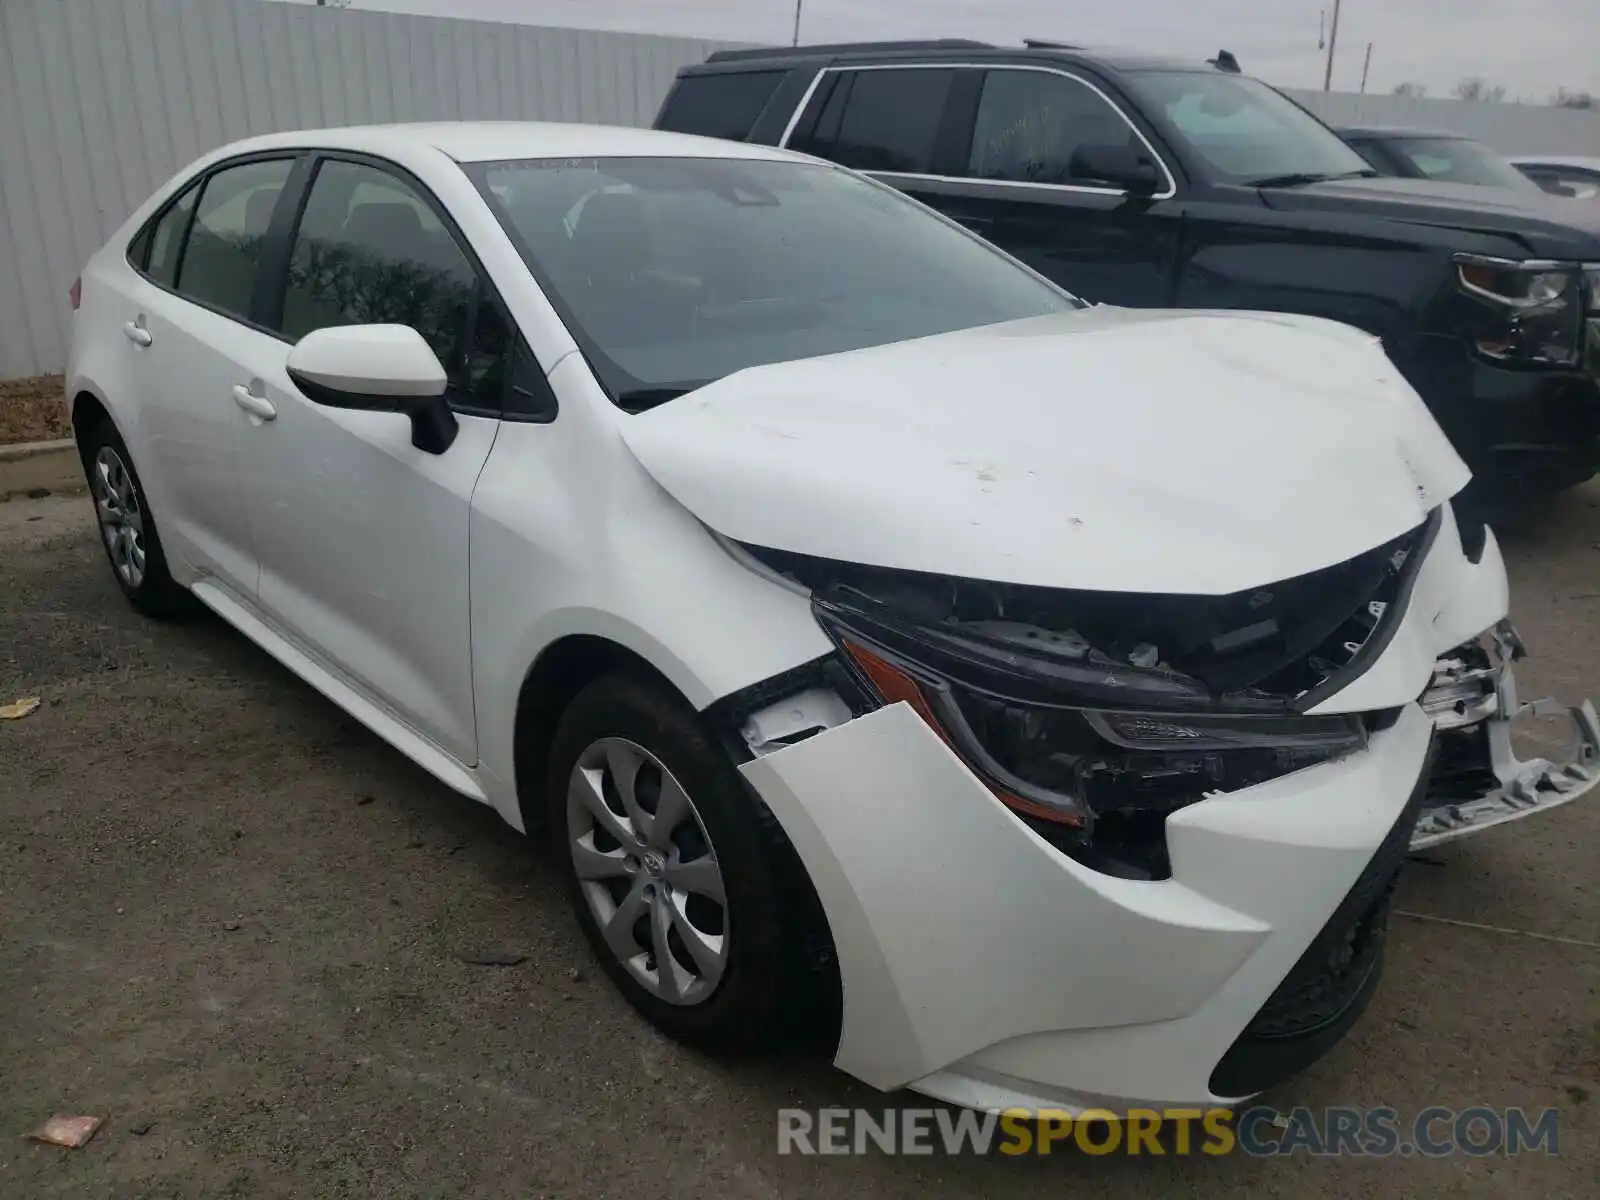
[287,0,1597,101]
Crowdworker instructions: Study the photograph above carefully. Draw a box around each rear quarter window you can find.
[656,70,786,140]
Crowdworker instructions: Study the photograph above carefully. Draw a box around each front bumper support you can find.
[1414,622,1600,847]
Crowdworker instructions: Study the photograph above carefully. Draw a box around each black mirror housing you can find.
[1069,144,1162,197]
[288,368,460,455]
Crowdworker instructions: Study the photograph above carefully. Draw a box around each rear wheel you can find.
[82,417,187,617]
[546,672,801,1051]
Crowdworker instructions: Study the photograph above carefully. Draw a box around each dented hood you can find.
[618,307,1469,595]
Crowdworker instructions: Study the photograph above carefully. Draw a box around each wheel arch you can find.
[511,633,685,834]
[70,386,115,463]
[512,628,845,1039]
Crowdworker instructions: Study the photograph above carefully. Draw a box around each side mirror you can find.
[1068,144,1162,198]
[287,324,458,455]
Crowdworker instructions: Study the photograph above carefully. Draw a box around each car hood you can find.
[618,307,1469,596]
[1258,176,1600,258]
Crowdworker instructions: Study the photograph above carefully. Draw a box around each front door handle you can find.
[123,320,153,347]
[231,384,277,422]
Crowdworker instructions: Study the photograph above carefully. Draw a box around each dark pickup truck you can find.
[654,40,1600,507]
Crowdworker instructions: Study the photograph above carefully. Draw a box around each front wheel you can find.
[546,673,803,1052]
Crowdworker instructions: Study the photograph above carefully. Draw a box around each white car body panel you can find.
[747,702,1434,1108]
[122,273,264,587]
[619,306,1470,595]
[467,354,835,829]
[243,372,497,765]
[189,576,488,801]
[62,121,1598,1115]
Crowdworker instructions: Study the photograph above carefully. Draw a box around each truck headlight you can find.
[1455,253,1584,366]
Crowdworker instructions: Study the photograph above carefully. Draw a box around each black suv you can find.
[655,40,1600,505]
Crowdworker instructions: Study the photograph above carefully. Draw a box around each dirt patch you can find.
[0,375,70,445]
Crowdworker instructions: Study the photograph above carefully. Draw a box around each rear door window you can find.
[792,68,956,174]
[655,70,786,140]
[175,158,295,321]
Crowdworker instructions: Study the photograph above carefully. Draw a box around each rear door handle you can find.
[123,320,152,347]
[231,384,277,422]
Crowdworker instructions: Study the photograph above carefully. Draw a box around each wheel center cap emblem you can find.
[641,850,666,876]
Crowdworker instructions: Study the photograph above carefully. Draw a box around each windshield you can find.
[1126,70,1375,185]
[1382,136,1541,192]
[470,157,1076,403]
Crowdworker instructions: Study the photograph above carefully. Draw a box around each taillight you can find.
[69,276,81,311]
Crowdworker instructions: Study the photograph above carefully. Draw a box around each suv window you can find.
[280,158,509,410]
[175,159,294,320]
[656,70,785,140]
[968,69,1146,186]
[794,68,955,173]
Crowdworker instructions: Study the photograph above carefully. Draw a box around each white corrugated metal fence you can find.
[0,0,738,379]
[3,0,1599,379]
[1288,89,1600,155]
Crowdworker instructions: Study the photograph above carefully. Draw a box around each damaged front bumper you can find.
[1413,621,1600,847]
[726,511,1597,1114]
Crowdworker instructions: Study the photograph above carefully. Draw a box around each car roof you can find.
[1507,154,1600,170]
[195,121,802,166]
[688,40,1215,76]
[1335,126,1473,141]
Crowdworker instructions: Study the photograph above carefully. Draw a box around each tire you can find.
[80,416,188,617]
[546,671,811,1053]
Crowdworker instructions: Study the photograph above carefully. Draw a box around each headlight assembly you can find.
[1454,253,1584,366]
[737,523,1430,879]
[812,585,1369,839]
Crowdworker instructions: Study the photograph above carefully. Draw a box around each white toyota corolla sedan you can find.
[66,122,1598,1114]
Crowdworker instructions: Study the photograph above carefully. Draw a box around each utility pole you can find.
[1359,41,1372,93]
[1322,0,1342,91]
[792,1,802,47]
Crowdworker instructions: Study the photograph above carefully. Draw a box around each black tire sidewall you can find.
[82,416,185,616]
[546,672,791,1052]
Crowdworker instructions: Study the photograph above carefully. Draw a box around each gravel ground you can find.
[1,488,1596,1198]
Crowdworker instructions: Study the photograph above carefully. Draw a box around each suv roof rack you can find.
[1022,38,1085,49]
[705,38,992,64]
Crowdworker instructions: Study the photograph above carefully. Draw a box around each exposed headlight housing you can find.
[815,589,1367,831]
[738,516,1433,878]
[1454,253,1585,366]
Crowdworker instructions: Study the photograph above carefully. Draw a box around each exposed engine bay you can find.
[744,511,1434,713]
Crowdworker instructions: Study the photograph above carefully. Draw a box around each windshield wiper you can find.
[1245,169,1380,188]
[614,385,702,413]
